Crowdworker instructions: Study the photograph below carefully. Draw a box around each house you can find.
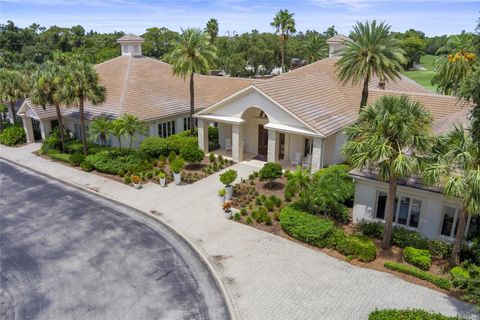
[17,34,257,146]
[194,35,464,173]
[351,108,479,243]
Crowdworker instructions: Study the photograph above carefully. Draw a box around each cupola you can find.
[326,34,349,57]
[117,33,145,57]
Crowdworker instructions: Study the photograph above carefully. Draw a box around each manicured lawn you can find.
[403,55,438,92]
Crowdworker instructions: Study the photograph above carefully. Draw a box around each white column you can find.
[267,129,277,163]
[39,121,47,141]
[311,137,324,173]
[22,116,34,143]
[232,124,244,162]
[197,119,209,153]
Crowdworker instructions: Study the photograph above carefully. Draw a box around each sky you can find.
[1,0,479,36]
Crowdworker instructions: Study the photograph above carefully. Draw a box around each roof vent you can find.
[326,34,349,57]
[117,33,145,57]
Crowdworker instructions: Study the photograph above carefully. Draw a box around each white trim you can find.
[264,123,321,138]
[195,114,245,125]
[17,100,40,120]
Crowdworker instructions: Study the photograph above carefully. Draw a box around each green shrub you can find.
[246,216,253,224]
[139,136,170,158]
[234,213,241,221]
[80,160,94,172]
[240,208,247,216]
[470,236,480,265]
[0,125,26,146]
[403,247,432,270]
[70,153,85,166]
[265,215,272,225]
[209,152,216,163]
[259,162,283,184]
[168,150,177,163]
[428,240,453,259]
[49,152,72,164]
[384,261,451,290]
[270,195,282,207]
[279,206,334,245]
[369,309,466,320]
[392,227,429,249]
[330,205,350,224]
[180,144,204,164]
[64,140,84,154]
[123,175,132,184]
[450,266,470,288]
[264,199,275,211]
[166,132,197,154]
[86,150,151,175]
[252,207,269,223]
[170,157,185,174]
[43,130,62,151]
[333,233,377,262]
[219,169,237,186]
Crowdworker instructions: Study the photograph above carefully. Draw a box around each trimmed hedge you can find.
[403,247,432,271]
[369,309,466,320]
[384,261,451,290]
[49,152,73,164]
[332,232,377,262]
[85,150,151,175]
[450,266,470,288]
[140,132,198,158]
[0,125,26,146]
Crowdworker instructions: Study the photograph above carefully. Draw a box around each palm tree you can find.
[423,125,480,265]
[302,32,328,64]
[110,118,124,149]
[342,95,432,249]
[285,166,311,197]
[118,114,146,152]
[0,69,28,124]
[271,9,296,73]
[0,104,7,131]
[335,20,406,110]
[88,117,111,146]
[61,60,106,155]
[31,62,67,151]
[205,18,219,44]
[167,28,217,135]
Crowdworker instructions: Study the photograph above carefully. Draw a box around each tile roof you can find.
[326,34,349,43]
[117,34,144,42]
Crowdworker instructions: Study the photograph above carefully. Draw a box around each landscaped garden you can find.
[226,162,480,307]
[38,116,233,188]
[0,122,26,147]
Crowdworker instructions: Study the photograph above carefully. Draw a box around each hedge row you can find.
[384,261,451,290]
[85,150,152,176]
[280,206,377,262]
[140,131,197,158]
[403,247,432,271]
[369,309,466,320]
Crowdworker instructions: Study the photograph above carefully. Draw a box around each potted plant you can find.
[158,171,166,187]
[132,175,141,189]
[218,188,226,206]
[171,158,185,185]
[223,201,232,219]
[219,169,237,200]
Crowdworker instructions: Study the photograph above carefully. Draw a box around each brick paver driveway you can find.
[0,160,229,320]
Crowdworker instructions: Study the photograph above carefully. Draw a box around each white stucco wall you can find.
[352,177,464,241]
[323,131,347,166]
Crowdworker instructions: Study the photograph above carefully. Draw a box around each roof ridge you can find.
[370,88,457,99]
[118,55,133,116]
[94,55,126,68]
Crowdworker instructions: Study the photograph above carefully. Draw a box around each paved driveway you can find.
[0,160,229,320]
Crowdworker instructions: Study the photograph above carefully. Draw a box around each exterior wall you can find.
[352,177,464,241]
[218,123,231,149]
[323,131,346,166]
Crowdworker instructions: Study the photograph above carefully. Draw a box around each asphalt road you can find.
[0,160,229,320]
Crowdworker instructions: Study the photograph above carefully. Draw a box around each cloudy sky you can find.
[1,0,478,36]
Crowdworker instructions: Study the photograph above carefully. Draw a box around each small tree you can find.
[219,169,237,187]
[170,157,185,174]
[110,118,123,149]
[259,162,283,188]
[0,104,8,131]
[118,114,147,152]
[180,144,204,165]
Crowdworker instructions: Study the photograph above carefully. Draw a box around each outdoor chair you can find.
[225,138,232,151]
[291,152,302,166]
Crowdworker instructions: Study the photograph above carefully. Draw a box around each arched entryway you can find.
[241,107,269,161]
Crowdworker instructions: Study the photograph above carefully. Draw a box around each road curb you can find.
[0,156,240,320]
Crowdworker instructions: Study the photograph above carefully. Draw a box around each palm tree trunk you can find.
[128,135,133,153]
[0,112,4,131]
[9,101,16,124]
[382,177,397,249]
[451,209,468,266]
[189,72,195,136]
[54,103,66,152]
[280,34,285,73]
[79,96,88,156]
[360,77,369,110]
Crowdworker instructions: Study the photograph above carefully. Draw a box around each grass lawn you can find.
[403,55,438,93]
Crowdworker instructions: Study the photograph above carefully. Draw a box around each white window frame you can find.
[439,206,477,241]
[373,191,423,231]
[158,120,176,138]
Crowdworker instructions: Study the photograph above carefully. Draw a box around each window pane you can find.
[392,197,399,222]
[397,197,410,225]
[467,215,480,241]
[408,199,422,228]
[441,206,456,237]
[172,121,176,134]
[184,118,187,131]
[376,192,387,219]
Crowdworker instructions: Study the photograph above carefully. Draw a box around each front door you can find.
[32,119,42,141]
[258,124,268,156]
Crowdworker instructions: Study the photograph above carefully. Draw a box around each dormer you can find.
[117,33,145,57]
[326,34,349,57]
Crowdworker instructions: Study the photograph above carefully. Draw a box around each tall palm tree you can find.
[0,104,7,131]
[342,95,432,249]
[302,32,328,64]
[0,69,28,124]
[88,117,112,146]
[167,28,217,135]
[271,9,296,73]
[31,62,67,151]
[61,60,106,155]
[110,118,124,149]
[335,21,406,110]
[118,114,146,152]
[205,18,219,44]
[423,125,480,265]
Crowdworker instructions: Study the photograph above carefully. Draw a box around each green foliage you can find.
[357,220,384,238]
[85,150,150,175]
[80,160,94,172]
[170,157,185,174]
[49,152,72,164]
[403,247,432,270]
[209,152,216,163]
[240,208,247,216]
[369,309,466,320]
[180,144,204,163]
[0,125,25,146]
[264,199,275,211]
[219,169,237,186]
[428,240,452,259]
[450,266,470,288]
[139,136,170,158]
[168,150,177,163]
[123,175,132,184]
[384,261,451,290]
[391,227,429,250]
[246,216,253,225]
[234,212,241,221]
[69,153,85,166]
[331,232,377,262]
[259,162,283,183]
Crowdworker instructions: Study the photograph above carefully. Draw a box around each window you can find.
[278,133,285,160]
[158,120,176,138]
[440,206,458,237]
[50,120,59,130]
[183,117,198,131]
[375,192,422,229]
[304,138,313,157]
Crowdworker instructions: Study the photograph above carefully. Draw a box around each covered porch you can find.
[196,107,325,173]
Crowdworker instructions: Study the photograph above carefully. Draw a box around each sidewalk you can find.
[1,144,479,320]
